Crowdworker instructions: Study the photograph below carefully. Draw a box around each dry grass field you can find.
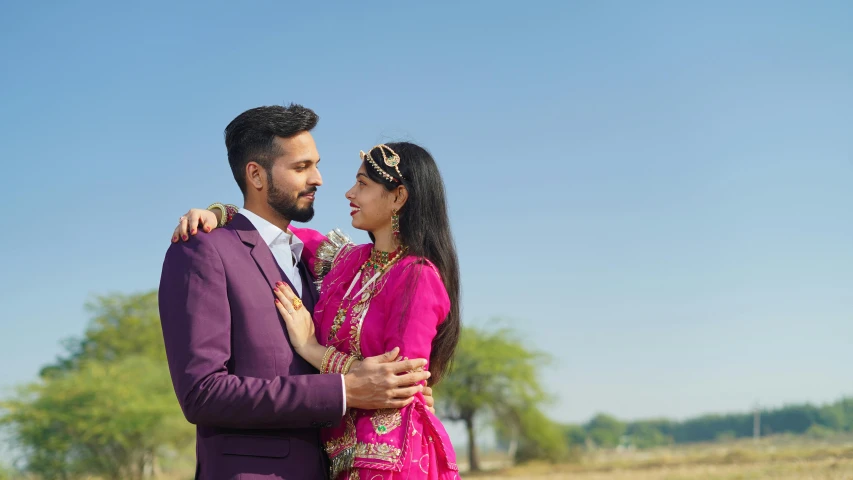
[466,436,853,480]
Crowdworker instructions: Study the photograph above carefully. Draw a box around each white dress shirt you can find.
[239,208,347,414]
[239,208,304,296]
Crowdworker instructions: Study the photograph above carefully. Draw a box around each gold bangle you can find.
[330,351,346,374]
[342,355,357,375]
[225,204,239,225]
[207,203,228,227]
[320,346,336,373]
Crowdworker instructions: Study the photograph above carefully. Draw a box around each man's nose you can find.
[310,167,323,186]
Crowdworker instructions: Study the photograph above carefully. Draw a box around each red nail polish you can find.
[191,229,197,234]
[171,236,177,243]
[181,235,188,241]
[275,298,280,303]
[204,226,211,232]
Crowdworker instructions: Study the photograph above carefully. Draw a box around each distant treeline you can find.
[564,397,853,448]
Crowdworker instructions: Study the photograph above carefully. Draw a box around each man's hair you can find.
[224,104,319,194]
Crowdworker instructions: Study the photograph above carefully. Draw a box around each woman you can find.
[176,142,460,480]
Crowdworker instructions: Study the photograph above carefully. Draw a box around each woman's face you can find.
[345,164,396,233]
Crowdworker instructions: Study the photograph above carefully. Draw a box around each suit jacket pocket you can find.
[221,435,291,458]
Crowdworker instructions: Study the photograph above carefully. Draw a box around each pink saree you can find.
[313,243,459,480]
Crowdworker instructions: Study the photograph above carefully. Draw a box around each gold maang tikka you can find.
[359,144,403,183]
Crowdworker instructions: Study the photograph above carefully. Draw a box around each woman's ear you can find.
[393,185,409,210]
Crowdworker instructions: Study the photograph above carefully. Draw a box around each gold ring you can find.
[291,298,303,310]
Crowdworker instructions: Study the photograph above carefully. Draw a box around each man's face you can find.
[265,131,322,223]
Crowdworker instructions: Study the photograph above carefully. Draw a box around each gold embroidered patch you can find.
[371,409,402,435]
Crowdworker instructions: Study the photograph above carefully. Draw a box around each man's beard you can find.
[267,181,316,223]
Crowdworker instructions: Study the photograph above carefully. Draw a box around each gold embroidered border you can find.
[325,412,356,456]
[354,441,402,463]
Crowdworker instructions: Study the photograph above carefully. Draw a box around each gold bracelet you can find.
[342,355,357,375]
[207,203,228,227]
[320,346,336,373]
[330,351,346,374]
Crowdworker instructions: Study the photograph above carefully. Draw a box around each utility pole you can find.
[753,403,760,442]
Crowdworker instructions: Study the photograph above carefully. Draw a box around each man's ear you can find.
[246,162,265,191]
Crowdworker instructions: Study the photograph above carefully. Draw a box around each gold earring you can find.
[392,209,400,237]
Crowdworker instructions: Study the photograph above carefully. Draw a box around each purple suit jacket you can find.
[159,214,343,480]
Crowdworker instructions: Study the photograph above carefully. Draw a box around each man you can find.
[159,104,431,480]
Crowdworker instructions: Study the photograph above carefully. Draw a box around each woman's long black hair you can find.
[363,142,460,385]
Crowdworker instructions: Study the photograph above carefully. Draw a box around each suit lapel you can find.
[231,214,285,289]
[230,213,315,309]
[296,259,319,312]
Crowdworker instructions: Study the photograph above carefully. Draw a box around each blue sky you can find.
[0,1,851,425]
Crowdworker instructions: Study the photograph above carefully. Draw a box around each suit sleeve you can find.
[158,237,344,429]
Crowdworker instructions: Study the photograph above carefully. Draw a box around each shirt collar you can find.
[239,208,304,260]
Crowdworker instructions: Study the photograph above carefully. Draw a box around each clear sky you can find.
[0,1,851,425]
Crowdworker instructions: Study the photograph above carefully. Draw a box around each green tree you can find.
[41,291,165,378]
[806,424,836,439]
[0,291,193,480]
[501,407,569,463]
[436,325,553,471]
[625,420,674,448]
[585,414,626,448]
[563,424,587,448]
[0,463,15,480]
